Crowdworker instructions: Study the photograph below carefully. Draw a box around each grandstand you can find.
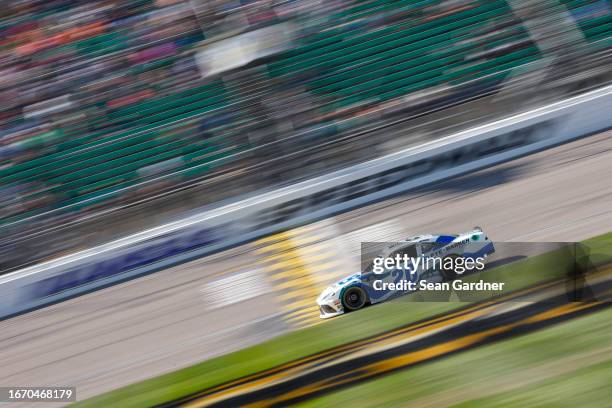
[0,0,610,229]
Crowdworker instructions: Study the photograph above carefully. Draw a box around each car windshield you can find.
[362,244,417,274]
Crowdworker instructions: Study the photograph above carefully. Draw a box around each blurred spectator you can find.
[0,0,609,243]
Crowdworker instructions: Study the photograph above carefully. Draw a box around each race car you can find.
[317,227,495,318]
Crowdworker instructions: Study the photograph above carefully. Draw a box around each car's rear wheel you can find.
[342,286,367,311]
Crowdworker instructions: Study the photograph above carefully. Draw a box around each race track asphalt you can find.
[0,131,610,403]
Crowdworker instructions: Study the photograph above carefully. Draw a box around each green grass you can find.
[453,360,612,408]
[74,232,612,407]
[73,301,459,408]
[296,308,612,408]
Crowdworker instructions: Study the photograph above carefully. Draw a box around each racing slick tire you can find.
[341,286,368,311]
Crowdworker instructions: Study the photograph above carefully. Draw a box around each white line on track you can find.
[201,269,272,309]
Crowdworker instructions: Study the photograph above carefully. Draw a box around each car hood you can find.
[330,273,362,291]
[318,273,361,303]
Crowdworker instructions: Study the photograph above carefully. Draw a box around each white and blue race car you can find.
[317,227,495,318]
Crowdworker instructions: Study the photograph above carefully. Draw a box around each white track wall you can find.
[1,85,610,319]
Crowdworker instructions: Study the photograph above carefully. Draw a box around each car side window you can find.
[419,243,433,253]
[395,245,417,259]
[385,245,417,272]
[361,272,376,283]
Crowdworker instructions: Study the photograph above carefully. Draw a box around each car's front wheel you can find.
[341,286,367,311]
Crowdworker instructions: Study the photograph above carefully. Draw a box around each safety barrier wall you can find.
[1,85,610,319]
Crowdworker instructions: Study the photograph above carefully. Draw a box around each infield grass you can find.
[73,232,612,407]
[296,307,612,408]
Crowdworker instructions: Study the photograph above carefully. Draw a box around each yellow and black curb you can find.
[254,225,345,328]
